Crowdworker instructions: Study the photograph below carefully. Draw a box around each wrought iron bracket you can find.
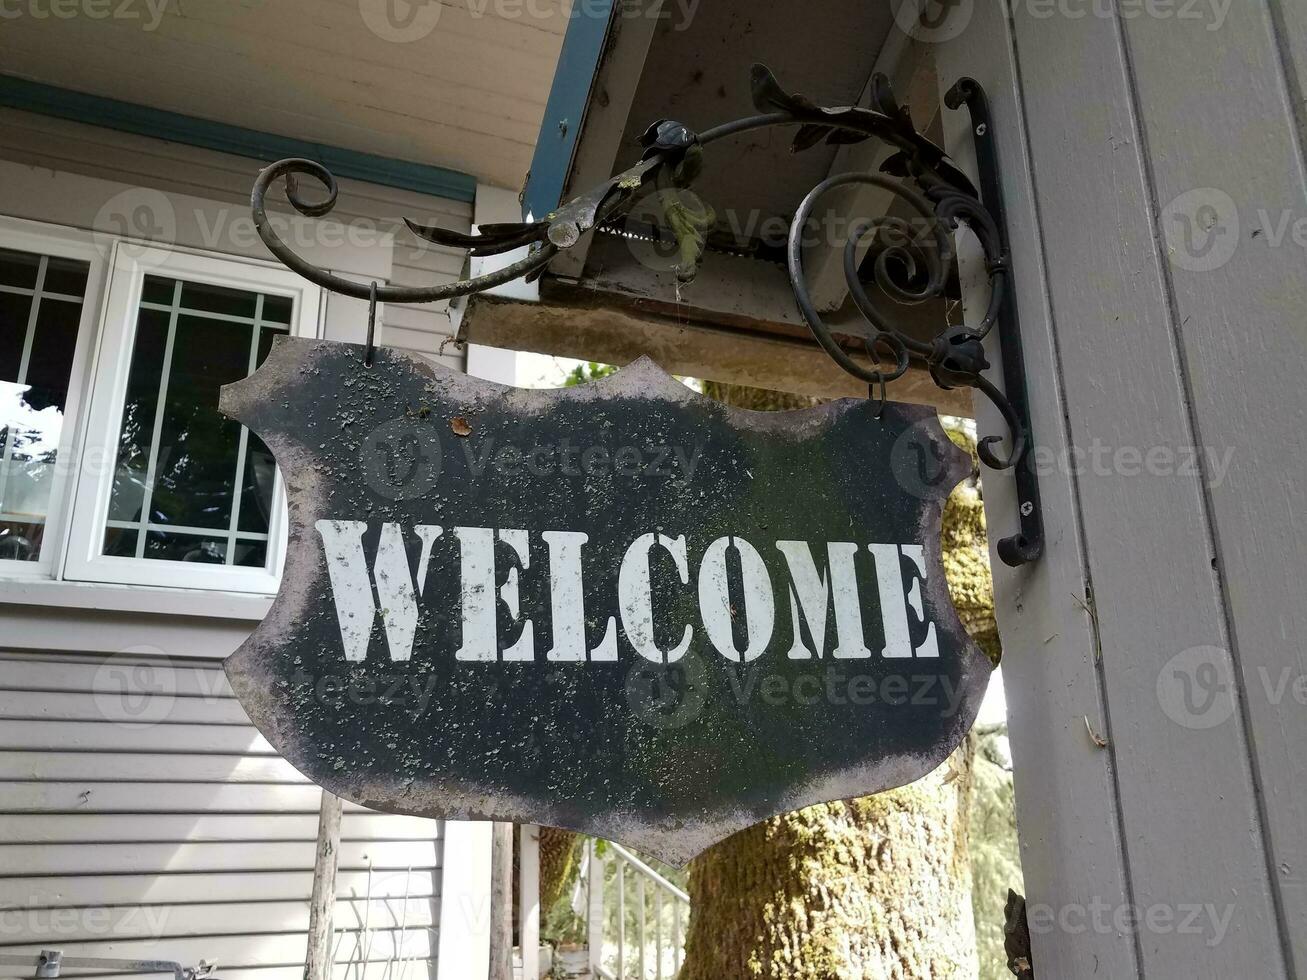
[249,64,1042,565]
[946,78,1044,567]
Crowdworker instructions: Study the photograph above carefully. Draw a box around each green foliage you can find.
[563,361,618,388]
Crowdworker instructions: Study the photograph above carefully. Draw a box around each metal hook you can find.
[364,280,378,367]
[869,375,887,420]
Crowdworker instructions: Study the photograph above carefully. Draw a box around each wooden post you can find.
[518,825,540,980]
[488,822,514,980]
[587,839,604,977]
[304,789,343,980]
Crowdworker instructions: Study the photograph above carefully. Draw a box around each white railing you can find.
[584,839,690,980]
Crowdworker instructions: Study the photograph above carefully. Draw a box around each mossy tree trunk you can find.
[679,381,991,980]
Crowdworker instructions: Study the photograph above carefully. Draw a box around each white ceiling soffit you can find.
[0,0,574,189]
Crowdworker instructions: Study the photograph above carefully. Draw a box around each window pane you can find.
[103,275,289,569]
[43,257,89,298]
[148,314,250,531]
[141,275,175,306]
[0,248,90,564]
[0,249,40,290]
[237,435,278,534]
[25,299,84,413]
[232,539,268,568]
[0,293,32,383]
[106,308,170,524]
[180,280,257,319]
[144,530,227,563]
[263,295,293,325]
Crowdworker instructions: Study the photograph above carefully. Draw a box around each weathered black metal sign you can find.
[221,339,991,864]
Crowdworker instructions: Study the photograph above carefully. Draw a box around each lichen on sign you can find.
[221,338,992,865]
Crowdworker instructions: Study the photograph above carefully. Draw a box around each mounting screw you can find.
[1020,501,1034,517]
[37,950,62,979]
[975,122,988,137]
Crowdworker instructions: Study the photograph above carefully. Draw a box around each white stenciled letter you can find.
[454,527,535,662]
[618,533,693,664]
[698,536,775,663]
[868,544,914,659]
[775,541,871,659]
[900,545,940,658]
[542,530,617,661]
[316,520,443,662]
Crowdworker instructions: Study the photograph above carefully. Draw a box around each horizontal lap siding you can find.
[0,107,474,367]
[0,651,441,979]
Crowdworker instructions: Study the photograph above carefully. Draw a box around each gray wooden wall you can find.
[0,650,442,979]
[932,0,1307,975]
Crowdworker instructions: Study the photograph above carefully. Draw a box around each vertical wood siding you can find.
[937,0,1307,974]
[0,651,441,979]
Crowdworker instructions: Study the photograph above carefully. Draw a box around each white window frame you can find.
[62,242,322,595]
[0,216,106,580]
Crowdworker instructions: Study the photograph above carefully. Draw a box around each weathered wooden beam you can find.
[303,789,343,980]
[488,822,515,980]
[456,281,972,415]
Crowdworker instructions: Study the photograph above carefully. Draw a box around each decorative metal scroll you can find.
[250,64,1042,565]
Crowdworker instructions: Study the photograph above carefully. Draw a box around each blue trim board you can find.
[522,0,616,222]
[0,75,478,204]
